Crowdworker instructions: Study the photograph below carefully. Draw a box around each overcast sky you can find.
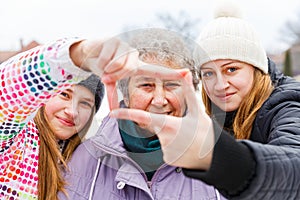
[2,0,300,127]
[1,0,300,54]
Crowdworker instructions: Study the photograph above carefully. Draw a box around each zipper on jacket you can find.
[147,181,152,189]
[92,142,149,181]
[92,141,168,194]
[146,163,168,190]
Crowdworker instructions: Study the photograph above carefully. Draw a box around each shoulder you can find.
[67,140,99,169]
[262,77,300,111]
[252,77,300,142]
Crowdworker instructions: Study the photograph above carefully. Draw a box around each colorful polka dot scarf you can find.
[0,38,87,199]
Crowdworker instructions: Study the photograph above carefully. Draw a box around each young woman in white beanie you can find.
[111,2,300,200]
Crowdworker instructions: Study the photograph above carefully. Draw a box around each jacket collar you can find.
[90,116,127,156]
[267,57,284,85]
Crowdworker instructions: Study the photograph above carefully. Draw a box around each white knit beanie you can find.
[195,1,268,74]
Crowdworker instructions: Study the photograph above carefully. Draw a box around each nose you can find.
[151,86,168,107]
[215,75,229,91]
[64,103,79,119]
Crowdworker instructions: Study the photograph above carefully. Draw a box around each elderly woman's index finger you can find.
[136,63,190,80]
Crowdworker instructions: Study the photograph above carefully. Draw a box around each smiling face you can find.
[44,85,95,140]
[126,75,186,127]
[200,59,255,112]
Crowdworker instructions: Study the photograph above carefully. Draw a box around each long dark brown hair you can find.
[34,106,94,200]
[202,68,274,139]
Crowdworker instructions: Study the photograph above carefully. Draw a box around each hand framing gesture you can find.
[109,66,215,170]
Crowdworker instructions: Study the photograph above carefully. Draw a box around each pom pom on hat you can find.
[195,0,268,74]
[213,0,243,18]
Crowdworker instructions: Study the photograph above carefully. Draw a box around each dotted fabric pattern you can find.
[0,38,87,199]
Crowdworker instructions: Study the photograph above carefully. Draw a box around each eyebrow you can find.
[81,97,94,103]
[135,77,156,82]
[67,87,94,102]
[65,88,74,92]
[201,61,238,70]
[220,61,237,68]
[135,77,180,83]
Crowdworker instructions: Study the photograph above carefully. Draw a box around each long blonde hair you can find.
[202,68,274,139]
[34,106,94,200]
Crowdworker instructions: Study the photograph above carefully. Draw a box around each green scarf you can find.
[118,119,164,181]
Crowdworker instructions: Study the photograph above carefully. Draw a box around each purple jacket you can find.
[58,116,226,200]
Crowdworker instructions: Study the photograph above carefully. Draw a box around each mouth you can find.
[150,111,173,115]
[57,116,75,127]
[216,93,235,101]
[166,111,172,115]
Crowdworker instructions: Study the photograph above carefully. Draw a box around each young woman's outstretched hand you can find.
[110,68,215,170]
[69,38,140,109]
[70,38,139,80]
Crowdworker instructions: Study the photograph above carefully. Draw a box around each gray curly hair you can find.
[118,28,199,100]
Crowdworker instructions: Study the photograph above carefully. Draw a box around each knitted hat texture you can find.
[196,1,268,73]
[78,74,105,112]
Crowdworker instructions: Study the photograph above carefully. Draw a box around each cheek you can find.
[128,92,152,109]
[234,77,253,94]
[44,99,58,120]
[202,82,212,97]
[168,91,186,115]
[78,109,92,125]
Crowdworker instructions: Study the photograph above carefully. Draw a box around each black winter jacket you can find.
[183,59,300,200]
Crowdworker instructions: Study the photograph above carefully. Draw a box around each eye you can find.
[164,81,181,90]
[227,67,237,73]
[60,91,70,99]
[80,101,93,108]
[140,83,152,87]
[201,71,214,78]
[138,83,154,90]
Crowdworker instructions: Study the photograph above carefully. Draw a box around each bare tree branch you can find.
[155,10,201,40]
[281,11,300,45]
